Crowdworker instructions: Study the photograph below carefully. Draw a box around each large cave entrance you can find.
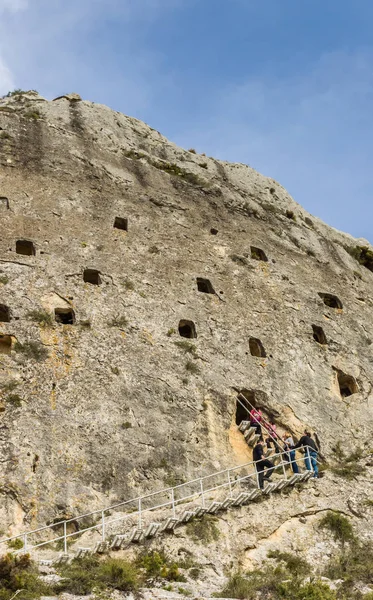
[235,389,256,425]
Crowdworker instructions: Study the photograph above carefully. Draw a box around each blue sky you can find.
[0,0,372,242]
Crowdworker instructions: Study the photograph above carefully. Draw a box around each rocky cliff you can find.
[0,89,372,554]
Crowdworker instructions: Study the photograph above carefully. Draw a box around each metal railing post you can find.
[138,498,142,529]
[255,466,260,489]
[63,522,67,554]
[227,470,232,497]
[306,446,311,473]
[171,488,176,518]
[200,478,205,507]
[101,511,105,542]
[23,534,27,554]
[281,450,288,480]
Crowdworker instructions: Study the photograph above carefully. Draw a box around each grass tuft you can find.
[14,340,49,361]
[318,512,354,544]
[27,309,53,326]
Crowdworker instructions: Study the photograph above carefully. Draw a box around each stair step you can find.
[262,482,276,495]
[221,497,235,509]
[129,527,144,543]
[271,480,288,492]
[193,507,208,518]
[179,511,195,523]
[238,420,251,433]
[231,492,251,506]
[247,434,260,447]
[244,427,256,442]
[94,541,109,554]
[111,534,126,550]
[75,547,92,559]
[207,501,223,514]
[247,488,262,500]
[53,554,70,566]
[160,517,180,532]
[275,479,290,491]
[144,522,161,538]
[288,473,303,485]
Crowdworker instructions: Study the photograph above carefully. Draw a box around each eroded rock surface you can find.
[0,91,372,541]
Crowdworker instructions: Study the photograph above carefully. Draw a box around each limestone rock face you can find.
[0,91,372,534]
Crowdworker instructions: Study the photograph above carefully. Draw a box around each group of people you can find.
[248,407,319,489]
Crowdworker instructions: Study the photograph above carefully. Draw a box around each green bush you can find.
[278,579,337,599]
[1,381,18,392]
[108,315,128,328]
[6,89,27,97]
[6,394,23,408]
[347,246,373,272]
[0,275,9,284]
[330,443,366,480]
[137,550,185,582]
[57,555,139,595]
[186,515,220,544]
[267,549,310,577]
[151,160,206,186]
[98,558,139,591]
[324,540,373,587]
[14,341,49,362]
[7,538,23,550]
[23,110,41,121]
[0,553,52,600]
[185,360,200,375]
[26,310,53,326]
[319,512,354,544]
[174,340,197,355]
[217,568,337,600]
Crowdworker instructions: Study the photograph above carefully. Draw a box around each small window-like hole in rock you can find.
[0,335,12,354]
[0,304,10,322]
[197,277,215,294]
[318,293,343,309]
[32,455,39,473]
[312,325,327,345]
[178,320,197,339]
[55,308,75,325]
[250,246,268,262]
[16,240,35,256]
[83,269,101,285]
[334,368,359,398]
[210,228,218,235]
[249,337,267,357]
[114,217,128,231]
[0,197,9,210]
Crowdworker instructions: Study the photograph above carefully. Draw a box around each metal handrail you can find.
[0,445,319,557]
[236,393,286,450]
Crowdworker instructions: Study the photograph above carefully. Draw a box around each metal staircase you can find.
[1,445,317,566]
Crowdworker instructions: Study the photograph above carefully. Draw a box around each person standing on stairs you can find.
[294,430,318,478]
[249,407,263,439]
[265,421,280,454]
[253,440,275,489]
[283,432,299,474]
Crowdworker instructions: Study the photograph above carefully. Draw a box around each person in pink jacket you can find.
[249,407,263,439]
